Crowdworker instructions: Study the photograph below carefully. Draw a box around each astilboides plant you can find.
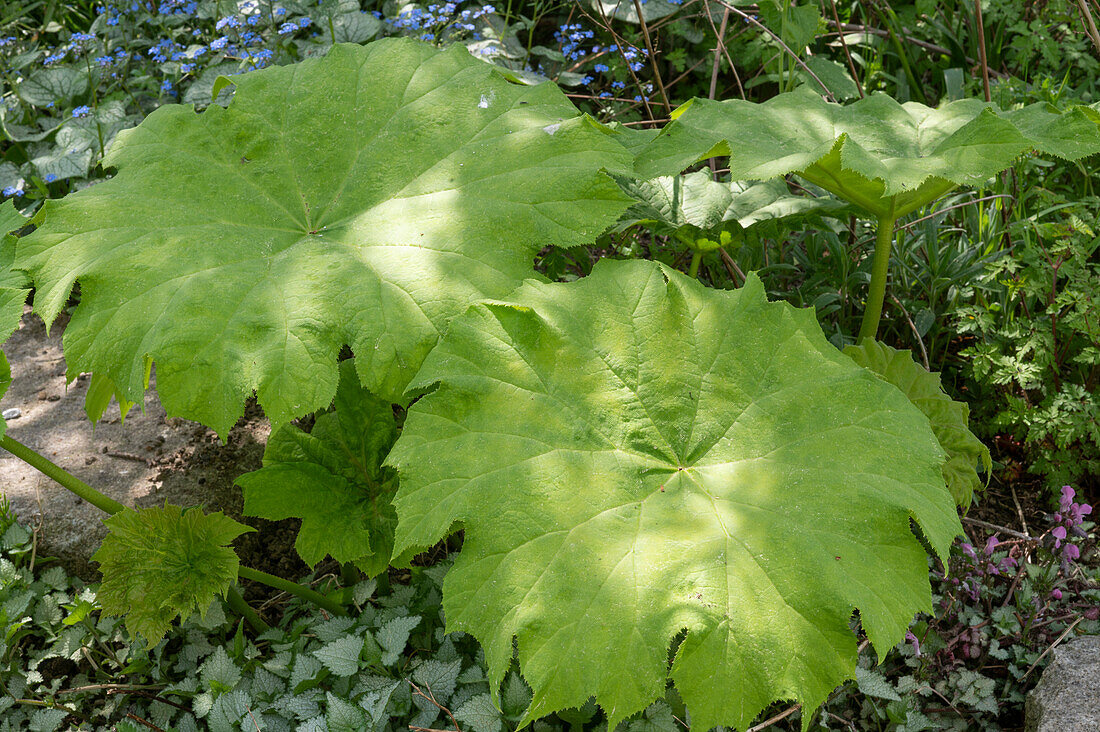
[633,87,1100,342]
[2,36,1095,731]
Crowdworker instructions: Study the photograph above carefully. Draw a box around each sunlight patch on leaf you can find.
[388,258,962,731]
[18,38,632,436]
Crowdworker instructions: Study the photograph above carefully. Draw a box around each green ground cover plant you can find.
[2,2,1099,730]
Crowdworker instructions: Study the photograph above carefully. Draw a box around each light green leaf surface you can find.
[18,38,631,436]
[1,201,32,440]
[92,505,253,642]
[844,340,990,508]
[636,89,1100,218]
[388,259,962,731]
[236,361,399,574]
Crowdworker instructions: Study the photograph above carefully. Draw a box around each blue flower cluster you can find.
[553,20,653,105]
[387,2,494,44]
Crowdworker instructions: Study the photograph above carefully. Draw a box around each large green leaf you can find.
[236,360,399,576]
[388,259,962,731]
[0,201,32,440]
[17,38,632,436]
[844,340,991,509]
[635,89,1100,219]
[92,505,253,642]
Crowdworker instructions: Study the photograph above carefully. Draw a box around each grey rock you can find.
[1025,634,1100,732]
[2,407,20,419]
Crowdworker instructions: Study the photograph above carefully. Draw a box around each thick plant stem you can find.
[0,435,126,515]
[238,566,347,616]
[0,434,321,628]
[857,216,897,343]
[688,250,703,279]
[226,585,270,633]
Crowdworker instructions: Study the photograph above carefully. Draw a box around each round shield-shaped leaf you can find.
[636,89,1100,219]
[388,259,962,731]
[17,38,632,436]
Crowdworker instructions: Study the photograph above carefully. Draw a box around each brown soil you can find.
[0,306,304,585]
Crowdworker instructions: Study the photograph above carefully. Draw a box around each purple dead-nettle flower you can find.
[1052,588,1063,600]
[905,630,921,657]
[961,542,977,560]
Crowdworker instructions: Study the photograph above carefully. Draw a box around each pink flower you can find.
[1052,588,1063,600]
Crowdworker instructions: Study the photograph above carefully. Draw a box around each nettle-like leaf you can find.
[388,259,962,730]
[613,171,849,237]
[844,340,991,509]
[635,89,1100,220]
[18,38,631,436]
[236,361,399,575]
[92,505,253,642]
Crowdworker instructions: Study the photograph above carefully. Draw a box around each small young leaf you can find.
[313,634,364,677]
[92,505,253,643]
[844,340,991,508]
[237,361,399,574]
[389,258,962,731]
